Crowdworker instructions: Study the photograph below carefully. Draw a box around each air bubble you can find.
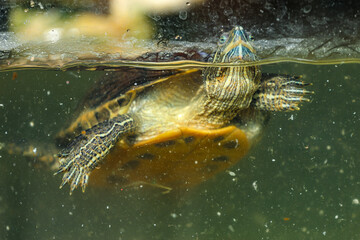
[252,181,258,191]
[149,15,161,21]
[224,7,233,16]
[179,11,188,20]
[302,5,312,14]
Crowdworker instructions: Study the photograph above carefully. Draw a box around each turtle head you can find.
[202,26,261,118]
[213,26,257,63]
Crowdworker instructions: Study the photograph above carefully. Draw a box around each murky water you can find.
[0,62,360,239]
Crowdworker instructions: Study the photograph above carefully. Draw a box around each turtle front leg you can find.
[252,74,313,111]
[55,114,136,194]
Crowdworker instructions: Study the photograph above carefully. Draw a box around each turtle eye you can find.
[218,34,228,45]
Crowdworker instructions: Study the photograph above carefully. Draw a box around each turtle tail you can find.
[1,141,60,170]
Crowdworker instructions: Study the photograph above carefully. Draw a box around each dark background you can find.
[0,0,359,39]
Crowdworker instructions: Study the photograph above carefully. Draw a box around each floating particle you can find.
[179,11,187,20]
[252,181,258,191]
[12,72,18,80]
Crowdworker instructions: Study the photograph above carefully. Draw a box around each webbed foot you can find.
[54,133,95,195]
[253,74,313,111]
[55,159,90,194]
[55,114,136,195]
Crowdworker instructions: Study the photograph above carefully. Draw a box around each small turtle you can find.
[23,26,313,194]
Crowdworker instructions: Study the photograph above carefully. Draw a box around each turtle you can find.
[16,26,312,194]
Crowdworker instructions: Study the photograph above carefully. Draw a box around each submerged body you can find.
[76,69,265,189]
[51,26,311,194]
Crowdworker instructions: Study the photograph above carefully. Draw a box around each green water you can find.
[0,63,360,239]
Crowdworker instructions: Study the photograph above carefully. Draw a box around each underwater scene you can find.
[1,0,360,239]
[1,62,360,239]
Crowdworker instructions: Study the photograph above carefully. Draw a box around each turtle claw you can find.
[54,114,135,194]
[53,130,97,194]
[253,74,313,111]
[69,171,89,195]
[56,161,90,195]
[54,153,91,194]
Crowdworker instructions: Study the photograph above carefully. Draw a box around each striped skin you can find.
[200,26,261,125]
[252,74,313,111]
[55,114,136,194]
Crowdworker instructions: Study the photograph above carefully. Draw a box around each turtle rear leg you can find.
[252,74,313,111]
[55,114,137,194]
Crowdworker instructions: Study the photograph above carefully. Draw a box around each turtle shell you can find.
[56,67,181,146]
